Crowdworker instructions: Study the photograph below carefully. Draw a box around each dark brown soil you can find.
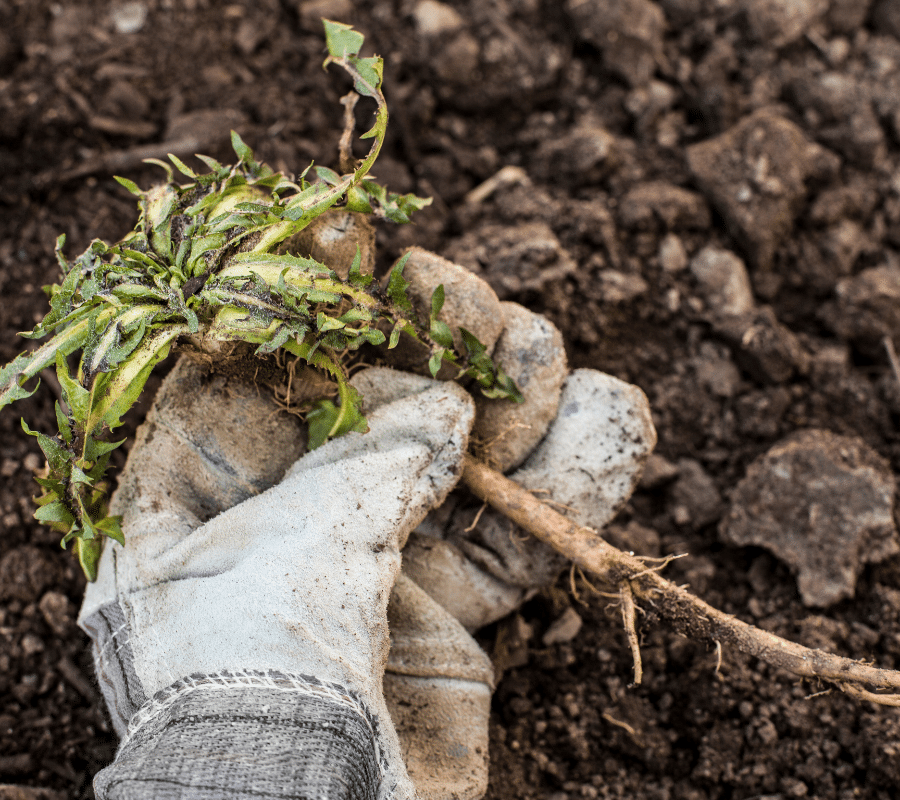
[3,1,900,797]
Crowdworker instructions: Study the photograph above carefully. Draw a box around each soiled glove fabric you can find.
[79,359,475,800]
[78,240,656,800]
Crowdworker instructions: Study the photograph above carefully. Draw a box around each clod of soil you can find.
[720,428,899,607]
[687,109,840,269]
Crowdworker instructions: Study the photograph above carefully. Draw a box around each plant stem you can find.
[461,455,900,706]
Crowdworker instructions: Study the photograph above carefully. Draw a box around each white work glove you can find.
[79,357,476,800]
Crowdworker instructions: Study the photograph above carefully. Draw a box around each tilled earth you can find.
[3,1,900,798]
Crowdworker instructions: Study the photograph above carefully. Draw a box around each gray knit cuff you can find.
[94,670,387,800]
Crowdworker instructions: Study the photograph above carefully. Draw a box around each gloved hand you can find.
[79,358,477,800]
[77,233,656,800]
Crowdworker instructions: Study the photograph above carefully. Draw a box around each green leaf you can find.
[386,252,414,313]
[34,501,75,526]
[70,464,93,485]
[142,157,174,182]
[388,319,415,350]
[428,284,454,348]
[430,319,453,349]
[21,419,71,477]
[231,130,255,164]
[55,401,72,445]
[196,154,224,174]
[167,153,196,179]
[75,536,102,582]
[315,165,342,186]
[430,284,445,317]
[307,396,368,450]
[0,354,40,408]
[348,245,372,288]
[351,57,383,100]
[55,352,90,421]
[87,325,187,432]
[84,436,126,463]
[345,186,374,214]
[95,515,125,546]
[114,175,143,196]
[428,349,445,378]
[317,312,346,333]
[323,19,364,59]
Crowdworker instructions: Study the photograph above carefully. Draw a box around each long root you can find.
[462,454,900,706]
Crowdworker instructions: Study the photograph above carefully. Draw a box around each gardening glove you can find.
[78,355,477,800]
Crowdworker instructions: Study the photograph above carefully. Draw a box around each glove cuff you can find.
[94,669,404,800]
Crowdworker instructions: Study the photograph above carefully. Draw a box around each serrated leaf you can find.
[386,252,414,313]
[55,352,90,421]
[21,419,71,477]
[95,515,125,546]
[347,245,372,288]
[34,500,75,526]
[84,436,126,463]
[323,19,364,58]
[70,464,93,485]
[351,57,383,99]
[87,325,186,432]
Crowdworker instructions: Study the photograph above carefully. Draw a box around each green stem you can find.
[250,57,388,254]
[328,368,354,440]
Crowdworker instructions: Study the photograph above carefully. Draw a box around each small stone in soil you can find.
[829,263,900,356]
[543,608,583,646]
[690,246,754,317]
[713,306,810,384]
[38,591,74,637]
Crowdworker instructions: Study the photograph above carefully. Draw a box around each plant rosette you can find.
[0,21,522,582]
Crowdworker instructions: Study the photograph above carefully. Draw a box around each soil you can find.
[2,0,900,798]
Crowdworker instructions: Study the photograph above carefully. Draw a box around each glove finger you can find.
[453,369,656,589]
[385,574,493,800]
[401,531,524,630]
[472,301,567,472]
[512,368,657,529]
